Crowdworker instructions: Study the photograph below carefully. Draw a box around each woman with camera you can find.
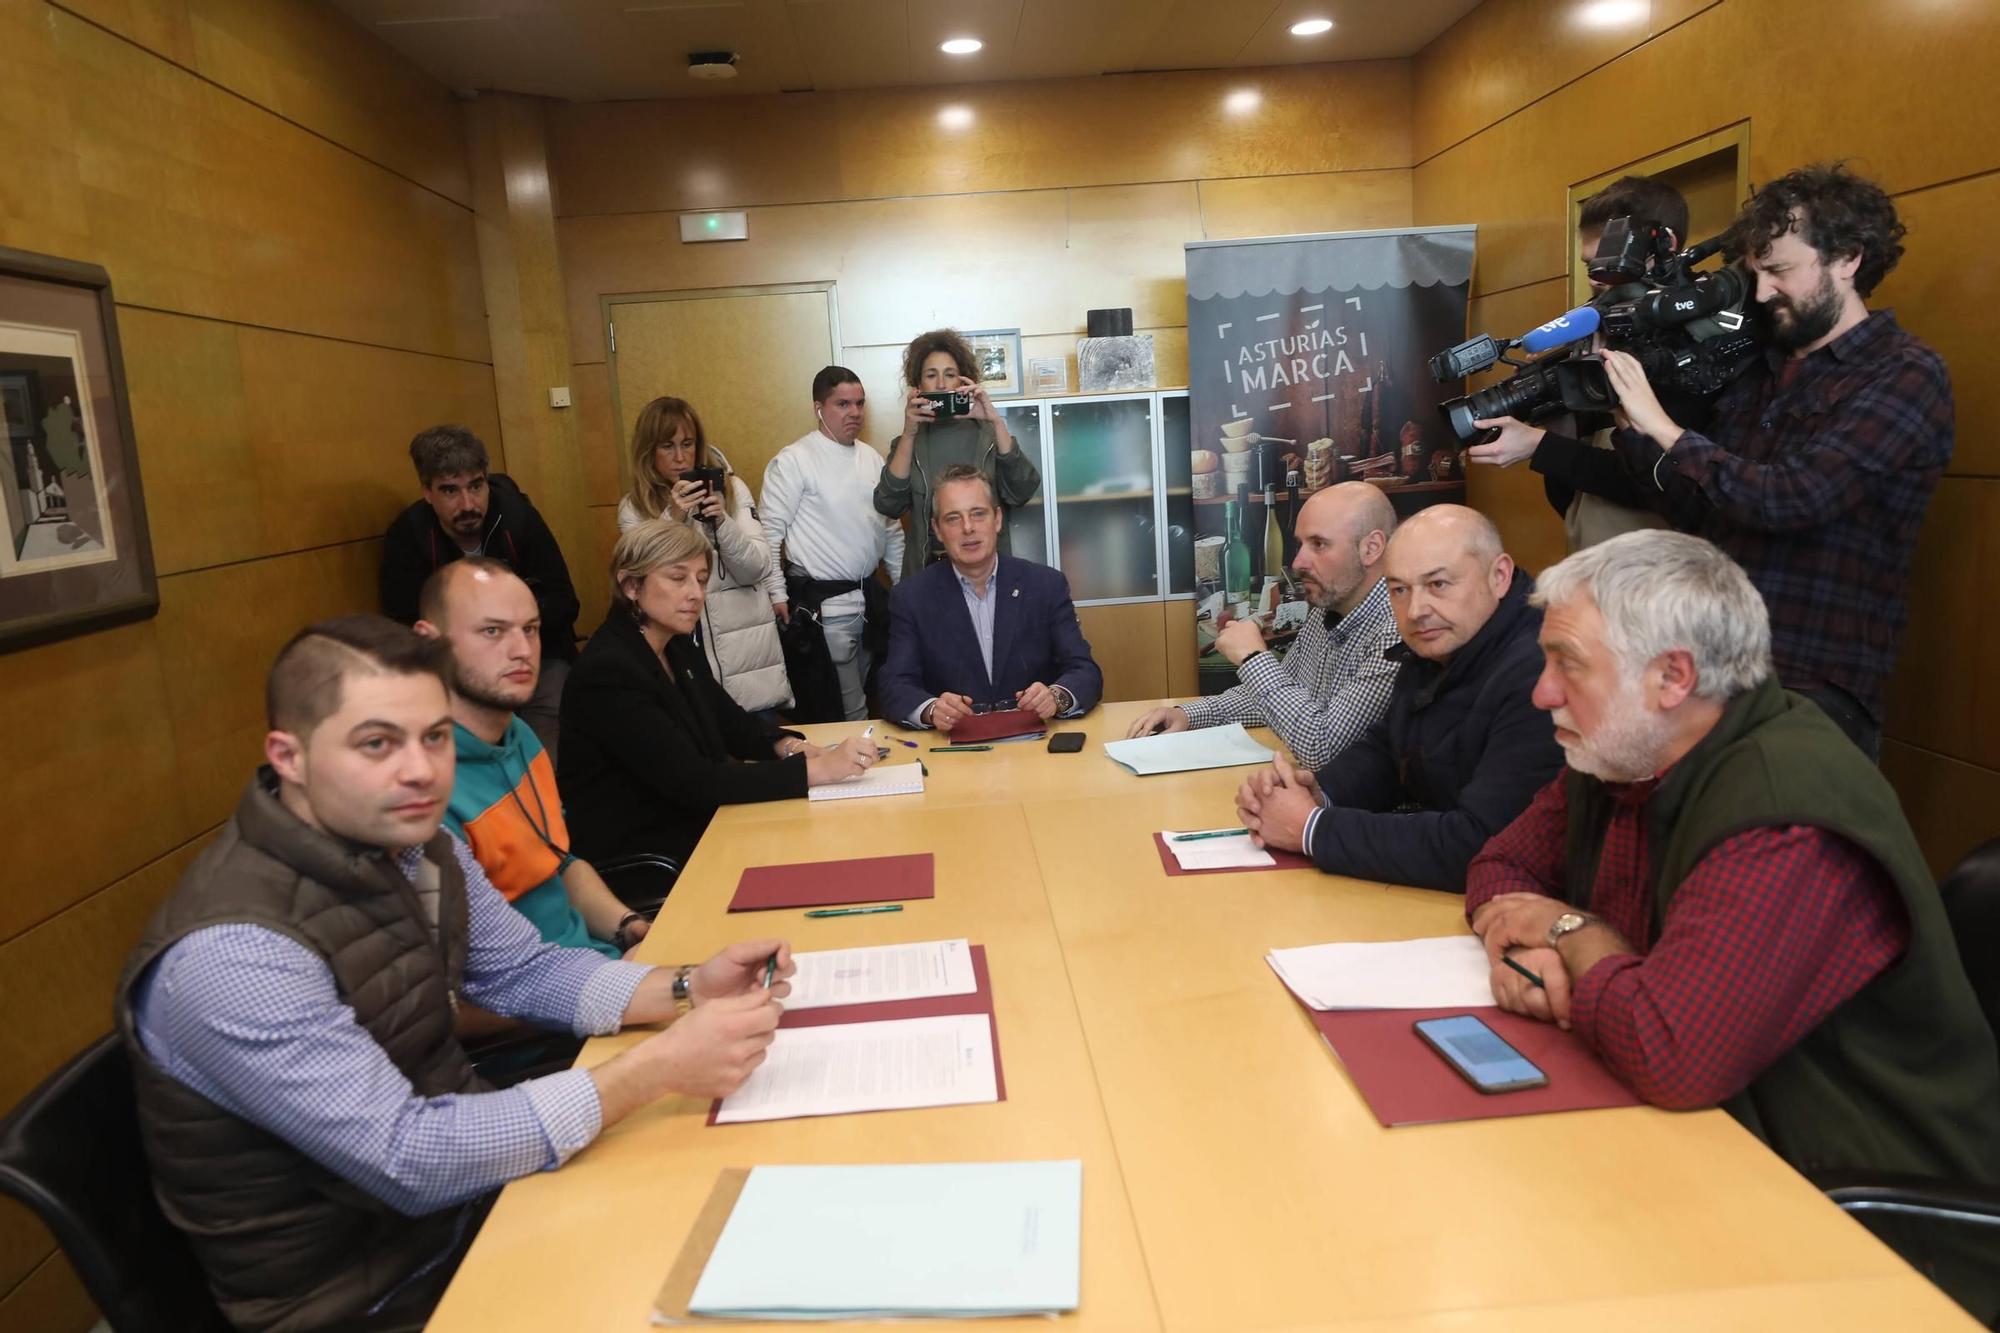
[873,328,1042,580]
[619,396,793,718]
[560,519,876,868]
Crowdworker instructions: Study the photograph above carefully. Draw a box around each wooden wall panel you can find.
[1874,172,2000,479]
[1164,600,1199,699]
[3,9,489,362]
[1079,601,1169,704]
[578,504,623,638]
[1882,478,1991,768]
[572,361,623,508]
[1882,740,2000,881]
[1412,0,1723,163]
[549,62,1413,218]
[122,309,501,576]
[60,0,473,206]
[0,621,188,943]
[154,542,387,833]
[1197,170,1415,241]
[2,5,486,1325]
[0,837,210,1113]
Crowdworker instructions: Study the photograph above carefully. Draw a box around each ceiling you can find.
[328,0,1486,102]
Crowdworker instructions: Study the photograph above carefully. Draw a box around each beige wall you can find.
[1409,0,2000,872]
[547,63,1417,653]
[0,2,495,1325]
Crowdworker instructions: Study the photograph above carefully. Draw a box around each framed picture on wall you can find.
[0,245,156,652]
[964,328,1024,398]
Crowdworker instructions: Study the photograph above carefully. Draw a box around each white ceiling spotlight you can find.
[1289,18,1335,36]
[939,37,983,55]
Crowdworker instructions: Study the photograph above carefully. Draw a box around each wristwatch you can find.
[1052,685,1075,716]
[1546,911,1595,949]
[671,964,695,1015]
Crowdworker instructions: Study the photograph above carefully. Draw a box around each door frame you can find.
[600,280,842,490]
[1565,121,1751,305]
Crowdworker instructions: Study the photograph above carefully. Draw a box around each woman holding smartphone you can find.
[619,396,793,718]
[873,328,1042,580]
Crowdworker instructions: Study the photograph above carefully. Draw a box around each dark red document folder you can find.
[708,945,1006,1124]
[728,853,935,912]
[1302,1000,1643,1126]
[947,710,1046,744]
[1151,832,1314,876]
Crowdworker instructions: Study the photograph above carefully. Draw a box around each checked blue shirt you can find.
[1180,576,1401,768]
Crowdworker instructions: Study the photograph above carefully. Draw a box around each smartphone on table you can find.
[1413,1014,1547,1093]
[1047,733,1085,753]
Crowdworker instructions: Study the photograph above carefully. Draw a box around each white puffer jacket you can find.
[617,447,794,713]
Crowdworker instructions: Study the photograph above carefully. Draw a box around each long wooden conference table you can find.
[428,701,1979,1331]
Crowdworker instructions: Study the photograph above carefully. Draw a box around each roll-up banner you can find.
[1182,225,1476,696]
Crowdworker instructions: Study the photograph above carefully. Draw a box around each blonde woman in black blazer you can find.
[558,520,875,866]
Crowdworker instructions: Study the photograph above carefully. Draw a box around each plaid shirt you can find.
[1179,577,1401,768]
[1615,310,1953,722]
[1465,774,1908,1109]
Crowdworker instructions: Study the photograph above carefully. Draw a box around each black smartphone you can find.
[922,389,972,418]
[1413,1015,1548,1094]
[1047,733,1085,754]
[687,465,727,496]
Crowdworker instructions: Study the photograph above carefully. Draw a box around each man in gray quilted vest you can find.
[116,615,791,1332]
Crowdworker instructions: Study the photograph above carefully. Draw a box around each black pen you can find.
[1501,953,1545,989]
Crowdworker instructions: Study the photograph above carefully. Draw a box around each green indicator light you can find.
[706,216,720,230]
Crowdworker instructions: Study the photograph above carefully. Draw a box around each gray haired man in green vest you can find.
[117,615,794,1332]
[1463,528,1999,1321]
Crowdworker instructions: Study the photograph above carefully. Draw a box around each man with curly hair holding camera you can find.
[1598,163,1952,761]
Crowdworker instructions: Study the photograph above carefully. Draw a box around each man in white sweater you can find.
[763,366,907,720]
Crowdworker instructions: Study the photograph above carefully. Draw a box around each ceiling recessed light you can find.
[940,37,983,55]
[1224,88,1262,116]
[1576,0,1645,28]
[1289,18,1334,36]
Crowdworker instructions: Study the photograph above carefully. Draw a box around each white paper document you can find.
[807,762,926,802]
[1161,829,1276,871]
[682,1161,1082,1321]
[1267,935,1495,1011]
[713,1014,998,1124]
[781,939,977,1012]
[1103,723,1278,776]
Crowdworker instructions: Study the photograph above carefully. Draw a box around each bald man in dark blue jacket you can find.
[1237,506,1563,892]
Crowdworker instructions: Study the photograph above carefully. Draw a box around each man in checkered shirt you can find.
[117,616,795,1332]
[1128,482,1402,769]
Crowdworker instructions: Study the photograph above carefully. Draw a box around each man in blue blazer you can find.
[880,464,1103,730]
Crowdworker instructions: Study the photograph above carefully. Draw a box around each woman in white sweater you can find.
[617,397,794,717]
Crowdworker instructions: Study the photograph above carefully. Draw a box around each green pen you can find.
[804,904,905,918]
[1170,827,1251,842]
[929,744,993,753]
[762,953,778,988]
[1502,953,1546,989]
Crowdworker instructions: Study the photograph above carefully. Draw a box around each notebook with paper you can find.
[807,761,925,802]
[656,1161,1082,1323]
[1266,935,1496,1011]
[1102,723,1278,776]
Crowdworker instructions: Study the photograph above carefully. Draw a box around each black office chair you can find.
[595,851,682,918]
[0,1035,229,1333]
[1808,834,2000,1326]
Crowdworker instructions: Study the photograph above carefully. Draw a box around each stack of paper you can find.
[808,762,925,802]
[1160,829,1275,871]
[782,939,977,1011]
[713,1014,998,1125]
[660,1161,1083,1323]
[1102,723,1277,776]
[1267,936,1495,1011]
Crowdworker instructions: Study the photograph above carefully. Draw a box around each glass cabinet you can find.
[1000,388,1193,608]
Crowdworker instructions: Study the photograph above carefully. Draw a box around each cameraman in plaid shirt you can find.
[1601,164,1953,761]
[1128,482,1401,768]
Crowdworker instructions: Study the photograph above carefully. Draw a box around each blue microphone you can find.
[1518,305,1601,355]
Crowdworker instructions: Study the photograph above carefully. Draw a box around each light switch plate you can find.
[548,386,571,409]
